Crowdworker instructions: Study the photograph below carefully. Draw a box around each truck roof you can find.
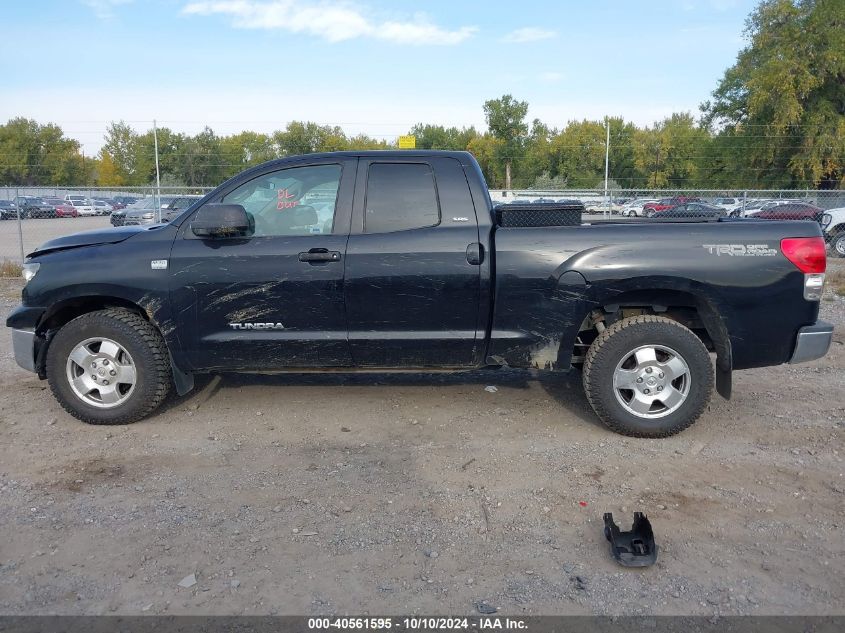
[264,150,475,162]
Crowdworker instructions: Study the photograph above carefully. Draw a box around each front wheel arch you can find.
[35,296,192,394]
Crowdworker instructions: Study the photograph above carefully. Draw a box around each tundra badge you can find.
[228,322,285,330]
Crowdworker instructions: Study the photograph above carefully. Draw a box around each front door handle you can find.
[299,248,341,263]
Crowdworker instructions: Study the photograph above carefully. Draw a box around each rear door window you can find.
[364,163,440,233]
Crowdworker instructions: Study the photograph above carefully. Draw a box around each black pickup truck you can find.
[7,151,833,436]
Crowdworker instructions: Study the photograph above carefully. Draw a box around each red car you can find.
[44,198,79,218]
[754,203,823,221]
[642,196,700,216]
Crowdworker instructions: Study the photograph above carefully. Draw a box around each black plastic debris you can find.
[603,512,658,567]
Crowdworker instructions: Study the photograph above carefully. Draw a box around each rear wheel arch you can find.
[575,287,732,399]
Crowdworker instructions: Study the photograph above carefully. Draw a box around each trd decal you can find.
[702,244,777,256]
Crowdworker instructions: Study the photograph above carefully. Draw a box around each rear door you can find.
[168,157,356,370]
[343,156,483,367]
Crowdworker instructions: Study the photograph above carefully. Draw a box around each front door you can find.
[169,159,355,370]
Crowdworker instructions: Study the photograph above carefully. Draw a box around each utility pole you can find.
[603,117,610,218]
[153,119,162,222]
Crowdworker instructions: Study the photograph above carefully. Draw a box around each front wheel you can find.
[582,315,713,437]
[46,308,172,424]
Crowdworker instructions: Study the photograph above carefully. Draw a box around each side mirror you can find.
[191,203,251,238]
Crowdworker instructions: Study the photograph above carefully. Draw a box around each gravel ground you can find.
[0,261,843,616]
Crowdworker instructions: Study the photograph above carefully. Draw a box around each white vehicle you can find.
[713,197,743,215]
[70,199,96,216]
[821,207,845,257]
[92,200,114,215]
[586,200,624,214]
[619,198,657,217]
[64,194,87,203]
[741,199,774,217]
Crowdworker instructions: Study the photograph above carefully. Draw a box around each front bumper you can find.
[11,328,36,373]
[789,320,834,364]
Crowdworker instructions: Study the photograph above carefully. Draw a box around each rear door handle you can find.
[299,248,341,263]
[466,242,484,265]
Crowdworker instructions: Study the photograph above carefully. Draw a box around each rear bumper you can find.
[11,328,36,373]
[789,320,834,364]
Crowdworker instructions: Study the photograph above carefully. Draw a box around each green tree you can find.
[408,124,478,151]
[633,113,709,188]
[0,118,86,185]
[483,95,529,189]
[701,0,845,188]
[549,120,607,189]
[219,131,277,179]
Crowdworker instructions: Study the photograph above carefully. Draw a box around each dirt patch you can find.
[0,265,843,617]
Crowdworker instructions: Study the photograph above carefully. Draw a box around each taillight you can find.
[781,236,826,301]
[781,237,826,273]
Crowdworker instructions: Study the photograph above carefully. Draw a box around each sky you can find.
[1,0,759,154]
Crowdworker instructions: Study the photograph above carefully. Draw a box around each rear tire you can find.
[46,308,171,425]
[582,315,713,437]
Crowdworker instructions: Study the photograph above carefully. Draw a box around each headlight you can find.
[821,213,831,228]
[22,262,40,282]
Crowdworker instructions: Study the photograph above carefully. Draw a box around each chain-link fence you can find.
[0,186,214,263]
[0,186,842,266]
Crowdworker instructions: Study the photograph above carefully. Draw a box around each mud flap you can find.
[170,356,195,396]
[716,363,731,400]
[603,512,658,567]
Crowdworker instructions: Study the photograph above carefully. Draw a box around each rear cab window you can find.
[364,163,440,233]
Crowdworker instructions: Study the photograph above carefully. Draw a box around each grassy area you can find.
[0,260,22,278]
[827,265,845,297]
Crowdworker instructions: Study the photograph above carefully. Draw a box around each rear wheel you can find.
[582,315,713,437]
[47,308,171,425]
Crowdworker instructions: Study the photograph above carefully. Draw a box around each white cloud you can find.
[82,0,133,20]
[502,27,556,43]
[182,1,477,45]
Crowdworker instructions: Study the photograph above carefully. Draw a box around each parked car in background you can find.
[121,197,176,225]
[112,196,139,207]
[92,199,114,216]
[160,195,203,223]
[651,202,727,219]
[0,200,19,219]
[642,196,701,217]
[104,198,126,211]
[754,203,824,222]
[69,199,97,216]
[821,207,845,257]
[43,198,79,218]
[734,199,771,217]
[111,198,151,226]
[713,197,743,214]
[620,198,658,217]
[64,194,88,204]
[745,199,806,217]
[13,196,56,219]
[585,200,623,214]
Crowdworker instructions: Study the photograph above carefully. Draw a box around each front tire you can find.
[582,315,713,437]
[832,232,845,258]
[46,308,171,425]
